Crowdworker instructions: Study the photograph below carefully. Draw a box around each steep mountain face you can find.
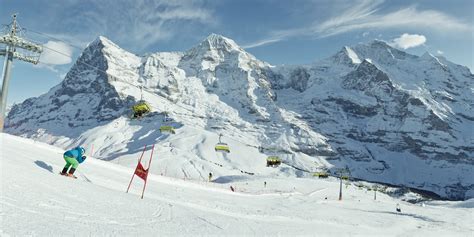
[6,36,140,139]
[6,35,473,200]
[266,41,473,199]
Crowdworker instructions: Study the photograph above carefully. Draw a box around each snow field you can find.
[1,134,472,236]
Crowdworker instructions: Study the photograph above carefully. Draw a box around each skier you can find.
[61,146,87,178]
[264,181,267,188]
[396,203,401,213]
[208,172,213,182]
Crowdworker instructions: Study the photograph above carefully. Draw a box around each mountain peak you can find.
[206,33,228,41]
[197,33,242,52]
[326,46,362,66]
[350,39,416,62]
[182,33,248,62]
[420,51,449,68]
[354,39,396,53]
[88,35,121,50]
[83,35,139,64]
[368,39,391,48]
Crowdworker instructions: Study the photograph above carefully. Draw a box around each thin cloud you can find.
[312,1,472,37]
[317,6,471,37]
[315,0,384,36]
[48,0,216,52]
[246,0,471,48]
[389,33,426,49]
[39,41,73,65]
[243,28,306,48]
[97,0,214,50]
[243,38,283,49]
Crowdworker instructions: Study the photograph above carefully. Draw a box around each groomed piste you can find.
[1,133,472,236]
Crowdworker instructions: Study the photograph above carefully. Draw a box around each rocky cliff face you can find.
[6,35,473,200]
[7,37,138,138]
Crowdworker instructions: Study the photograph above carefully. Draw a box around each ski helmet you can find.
[79,147,85,155]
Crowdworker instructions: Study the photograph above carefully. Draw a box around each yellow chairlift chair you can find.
[215,134,230,153]
[266,156,281,167]
[159,112,176,134]
[131,87,151,119]
[313,171,329,178]
[131,101,151,119]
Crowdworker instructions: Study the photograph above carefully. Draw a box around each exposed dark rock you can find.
[288,67,310,92]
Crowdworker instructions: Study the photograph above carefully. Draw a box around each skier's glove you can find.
[82,156,87,160]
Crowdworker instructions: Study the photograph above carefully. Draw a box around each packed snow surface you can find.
[1,134,472,236]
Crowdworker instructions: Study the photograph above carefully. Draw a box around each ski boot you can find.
[67,168,78,179]
[60,167,68,176]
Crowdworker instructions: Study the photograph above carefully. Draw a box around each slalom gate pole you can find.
[126,145,147,193]
[141,144,155,199]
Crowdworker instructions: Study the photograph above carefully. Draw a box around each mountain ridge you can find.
[6,34,473,200]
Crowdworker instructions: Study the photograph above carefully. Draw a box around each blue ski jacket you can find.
[64,147,86,163]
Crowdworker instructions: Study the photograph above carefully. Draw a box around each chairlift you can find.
[337,167,351,181]
[159,112,176,134]
[131,101,151,119]
[215,134,230,153]
[266,156,281,167]
[131,86,151,119]
[312,167,329,178]
[313,171,329,178]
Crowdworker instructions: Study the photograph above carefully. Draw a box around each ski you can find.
[59,172,77,179]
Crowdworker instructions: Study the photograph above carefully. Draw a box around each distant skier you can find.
[396,203,401,213]
[264,181,267,188]
[60,146,87,178]
[230,186,235,192]
[208,172,213,182]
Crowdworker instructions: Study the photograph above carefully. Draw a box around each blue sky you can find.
[1,0,473,106]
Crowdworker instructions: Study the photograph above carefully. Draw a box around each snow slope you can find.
[1,134,473,236]
[5,35,474,200]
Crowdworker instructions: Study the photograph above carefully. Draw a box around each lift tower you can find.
[0,14,42,132]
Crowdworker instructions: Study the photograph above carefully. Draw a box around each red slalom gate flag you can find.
[134,162,148,181]
[126,144,155,199]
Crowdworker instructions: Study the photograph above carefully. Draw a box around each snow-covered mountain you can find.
[5,34,473,200]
